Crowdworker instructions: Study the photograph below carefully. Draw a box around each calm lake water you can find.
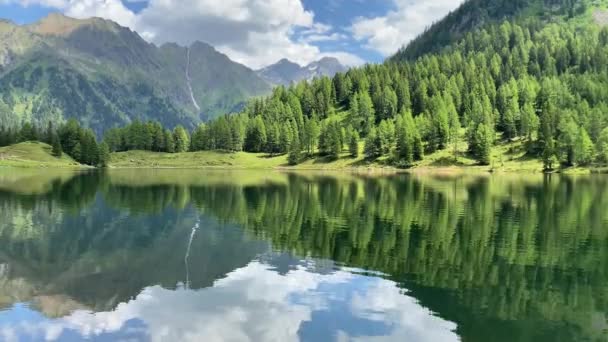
[0,169,606,342]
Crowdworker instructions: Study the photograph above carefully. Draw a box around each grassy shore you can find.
[109,142,397,172]
[1,140,604,174]
[0,142,88,169]
[107,140,550,173]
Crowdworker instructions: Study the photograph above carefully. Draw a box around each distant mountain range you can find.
[0,13,349,134]
[256,57,347,86]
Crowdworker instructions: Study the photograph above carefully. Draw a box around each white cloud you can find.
[0,260,459,342]
[4,0,362,68]
[65,0,136,28]
[351,0,465,56]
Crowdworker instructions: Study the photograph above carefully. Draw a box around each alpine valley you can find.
[0,13,346,134]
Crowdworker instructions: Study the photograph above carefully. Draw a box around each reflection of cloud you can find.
[350,281,459,341]
[0,260,459,341]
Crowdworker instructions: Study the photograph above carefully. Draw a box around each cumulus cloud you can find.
[0,259,459,341]
[351,0,465,56]
[65,0,136,28]
[3,0,364,68]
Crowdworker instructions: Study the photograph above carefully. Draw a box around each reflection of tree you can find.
[0,172,607,341]
[0,174,266,312]
[189,174,608,342]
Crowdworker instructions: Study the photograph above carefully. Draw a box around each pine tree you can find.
[395,112,414,166]
[348,129,359,158]
[72,142,82,163]
[288,134,302,165]
[164,130,175,153]
[542,137,557,171]
[364,128,381,159]
[173,126,190,153]
[574,127,594,165]
[267,123,280,155]
[302,119,319,156]
[98,142,110,167]
[45,121,54,144]
[245,116,267,152]
[474,123,493,165]
[597,128,608,163]
[358,91,375,136]
[81,129,99,166]
[520,102,539,143]
[51,133,62,158]
[447,99,461,162]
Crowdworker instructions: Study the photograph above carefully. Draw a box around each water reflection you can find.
[0,169,606,341]
[0,256,458,342]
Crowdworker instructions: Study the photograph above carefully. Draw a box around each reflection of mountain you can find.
[0,171,607,341]
[0,178,268,311]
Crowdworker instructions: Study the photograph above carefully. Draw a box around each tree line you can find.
[0,119,109,167]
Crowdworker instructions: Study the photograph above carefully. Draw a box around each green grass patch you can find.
[110,150,289,169]
[0,141,86,169]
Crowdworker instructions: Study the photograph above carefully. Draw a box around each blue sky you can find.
[0,0,464,68]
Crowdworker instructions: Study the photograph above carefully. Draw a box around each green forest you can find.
[2,0,608,171]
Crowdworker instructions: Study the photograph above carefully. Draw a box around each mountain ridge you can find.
[0,13,272,133]
[256,56,347,86]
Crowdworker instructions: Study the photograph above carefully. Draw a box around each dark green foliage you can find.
[348,127,360,158]
[53,119,101,165]
[103,120,189,153]
[302,119,319,156]
[173,126,190,153]
[18,122,39,142]
[287,134,302,165]
[318,119,343,160]
[0,125,17,147]
[364,128,382,159]
[395,110,420,167]
[244,116,267,152]
[51,133,62,158]
[98,142,110,167]
[165,130,175,153]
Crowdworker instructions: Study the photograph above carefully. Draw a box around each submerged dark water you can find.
[0,169,606,342]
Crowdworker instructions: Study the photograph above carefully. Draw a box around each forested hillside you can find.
[392,0,594,61]
[176,0,608,170]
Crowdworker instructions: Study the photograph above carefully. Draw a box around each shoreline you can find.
[3,163,601,175]
[1,142,605,174]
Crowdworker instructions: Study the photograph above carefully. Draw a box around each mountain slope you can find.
[257,57,347,86]
[189,0,608,172]
[391,0,597,61]
[0,13,271,133]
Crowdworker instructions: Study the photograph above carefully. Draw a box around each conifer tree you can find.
[288,134,302,165]
[348,128,359,158]
[173,126,190,153]
[98,142,110,167]
[51,133,62,158]
[164,130,175,153]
